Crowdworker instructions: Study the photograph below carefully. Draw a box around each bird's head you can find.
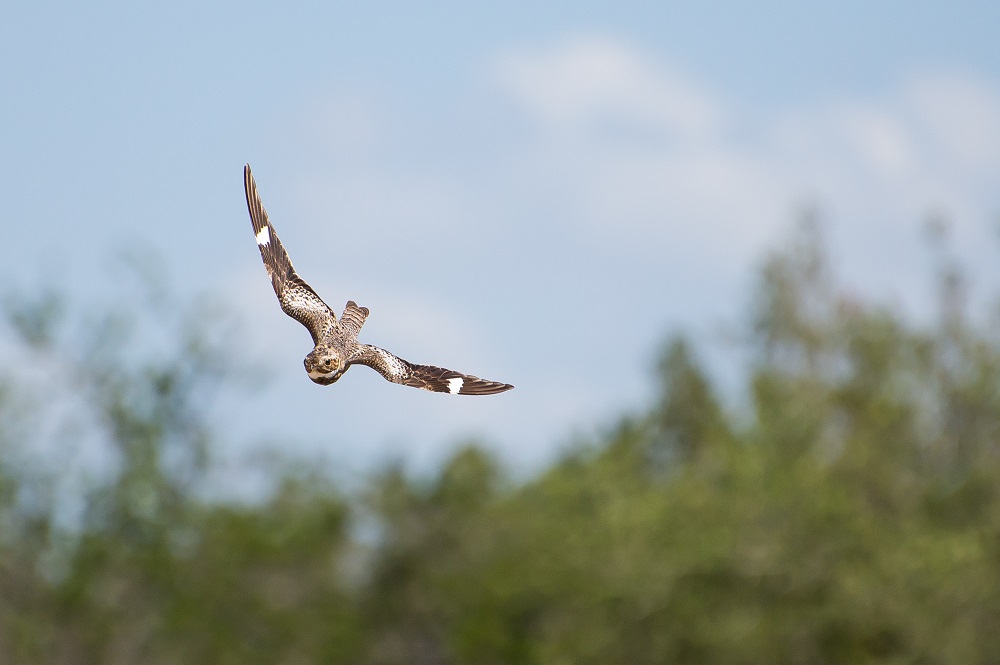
[304,346,345,385]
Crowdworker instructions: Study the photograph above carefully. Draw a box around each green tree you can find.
[7,220,1000,663]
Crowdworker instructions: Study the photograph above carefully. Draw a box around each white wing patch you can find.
[350,344,513,395]
[255,225,271,246]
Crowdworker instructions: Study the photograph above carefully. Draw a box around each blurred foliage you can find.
[5,222,1000,663]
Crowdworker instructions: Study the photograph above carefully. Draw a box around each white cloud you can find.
[493,33,724,139]
[906,71,1000,169]
[838,105,916,179]
[492,35,1000,271]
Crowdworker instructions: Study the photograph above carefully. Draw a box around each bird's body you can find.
[244,165,513,395]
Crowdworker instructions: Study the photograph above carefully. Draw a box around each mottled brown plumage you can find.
[244,165,513,395]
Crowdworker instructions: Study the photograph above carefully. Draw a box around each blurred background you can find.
[3,1,1000,662]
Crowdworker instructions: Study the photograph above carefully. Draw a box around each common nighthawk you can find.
[244,165,513,395]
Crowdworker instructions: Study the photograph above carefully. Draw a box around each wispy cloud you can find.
[494,33,723,139]
[491,34,1000,271]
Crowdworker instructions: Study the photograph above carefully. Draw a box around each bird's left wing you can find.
[244,164,336,344]
[350,344,513,395]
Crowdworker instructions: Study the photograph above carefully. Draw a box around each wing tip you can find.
[450,375,514,396]
[463,382,514,395]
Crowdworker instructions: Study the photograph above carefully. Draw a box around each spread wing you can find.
[244,164,336,344]
[350,344,513,395]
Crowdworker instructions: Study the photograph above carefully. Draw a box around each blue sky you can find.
[3,1,1000,474]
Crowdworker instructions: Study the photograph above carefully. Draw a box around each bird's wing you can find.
[350,344,513,395]
[244,164,336,344]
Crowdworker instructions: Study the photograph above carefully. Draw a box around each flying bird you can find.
[244,164,513,395]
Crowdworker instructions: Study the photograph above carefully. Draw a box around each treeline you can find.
[3,223,1000,663]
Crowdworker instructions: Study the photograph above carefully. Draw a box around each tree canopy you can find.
[3,222,1000,663]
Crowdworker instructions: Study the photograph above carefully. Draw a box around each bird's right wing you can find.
[244,164,336,344]
[350,344,513,395]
